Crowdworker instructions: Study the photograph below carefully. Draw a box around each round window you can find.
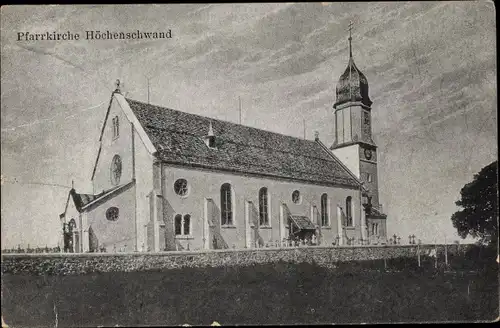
[106,207,119,221]
[174,179,189,196]
[292,190,301,204]
[110,155,122,185]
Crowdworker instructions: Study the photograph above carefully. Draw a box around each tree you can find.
[451,160,498,245]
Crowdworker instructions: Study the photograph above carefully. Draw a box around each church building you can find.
[59,32,387,253]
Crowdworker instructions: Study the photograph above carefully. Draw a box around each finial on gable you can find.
[114,79,121,94]
[314,131,319,141]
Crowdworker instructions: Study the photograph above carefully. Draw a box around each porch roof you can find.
[290,215,316,231]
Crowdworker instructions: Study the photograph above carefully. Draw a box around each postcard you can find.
[1,3,497,326]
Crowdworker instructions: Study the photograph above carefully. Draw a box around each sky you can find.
[1,2,497,248]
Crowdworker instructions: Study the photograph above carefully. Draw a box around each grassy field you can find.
[1,259,498,326]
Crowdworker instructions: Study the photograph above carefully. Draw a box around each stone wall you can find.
[1,244,472,276]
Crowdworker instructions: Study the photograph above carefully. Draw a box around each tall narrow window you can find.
[110,155,122,186]
[174,214,182,235]
[345,196,353,227]
[364,111,370,125]
[183,214,191,235]
[220,183,233,225]
[321,193,329,226]
[259,187,269,226]
[112,116,119,138]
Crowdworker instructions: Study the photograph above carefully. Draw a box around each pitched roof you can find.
[79,181,135,212]
[368,206,387,219]
[61,189,97,217]
[62,182,136,215]
[69,189,99,212]
[127,98,360,188]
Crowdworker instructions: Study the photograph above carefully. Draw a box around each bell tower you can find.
[330,21,379,208]
[331,21,387,240]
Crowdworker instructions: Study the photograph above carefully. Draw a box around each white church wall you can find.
[85,185,136,252]
[332,145,360,179]
[92,98,135,194]
[161,165,361,250]
[133,128,155,252]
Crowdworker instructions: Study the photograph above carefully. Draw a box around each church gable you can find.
[91,92,137,194]
[60,189,96,232]
[60,190,79,221]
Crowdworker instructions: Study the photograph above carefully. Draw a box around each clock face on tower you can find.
[364,148,372,160]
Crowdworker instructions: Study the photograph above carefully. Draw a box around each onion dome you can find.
[334,33,372,108]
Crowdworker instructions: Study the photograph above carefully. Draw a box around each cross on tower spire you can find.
[347,20,354,58]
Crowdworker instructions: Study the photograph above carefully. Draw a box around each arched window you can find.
[220,183,233,225]
[175,214,191,236]
[259,187,269,226]
[115,116,119,137]
[183,214,191,235]
[110,155,122,186]
[68,218,77,230]
[112,115,119,138]
[345,196,353,226]
[174,214,182,235]
[321,194,329,226]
